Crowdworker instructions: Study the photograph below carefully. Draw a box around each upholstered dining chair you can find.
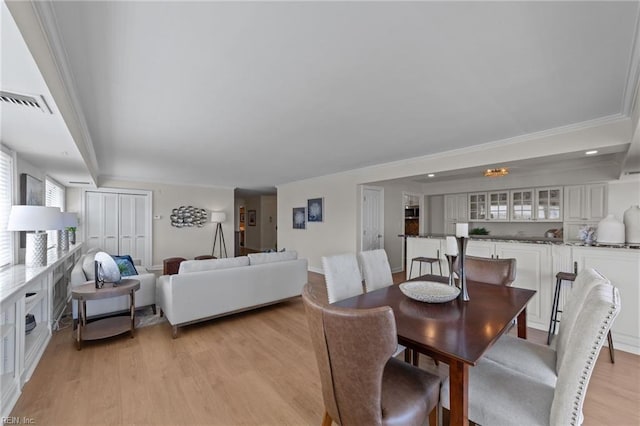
[321,253,364,304]
[454,255,517,286]
[440,268,620,426]
[302,284,441,426]
[358,249,409,360]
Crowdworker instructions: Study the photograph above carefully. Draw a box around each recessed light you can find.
[585,150,598,155]
[427,173,435,178]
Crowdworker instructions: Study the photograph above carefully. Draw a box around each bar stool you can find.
[409,250,442,278]
[547,271,615,363]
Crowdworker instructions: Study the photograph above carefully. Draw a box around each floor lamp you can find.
[210,211,227,258]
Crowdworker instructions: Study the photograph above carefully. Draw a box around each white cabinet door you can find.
[468,192,487,221]
[488,191,509,221]
[85,192,118,254]
[586,183,607,221]
[535,187,562,222]
[465,240,495,258]
[563,185,584,221]
[119,194,148,262]
[510,189,534,221]
[572,247,639,355]
[495,243,552,330]
[564,184,607,221]
[455,194,468,222]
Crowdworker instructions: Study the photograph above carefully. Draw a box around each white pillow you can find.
[178,256,249,274]
[248,250,298,265]
[81,252,97,280]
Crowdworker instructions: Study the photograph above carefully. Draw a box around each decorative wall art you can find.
[307,197,323,222]
[248,210,257,226]
[293,207,306,229]
[170,206,208,228]
[20,174,43,248]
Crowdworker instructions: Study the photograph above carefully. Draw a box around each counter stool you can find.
[409,250,442,278]
[547,271,615,363]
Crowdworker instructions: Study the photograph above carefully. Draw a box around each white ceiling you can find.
[2,1,640,190]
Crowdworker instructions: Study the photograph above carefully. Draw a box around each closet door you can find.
[119,194,148,262]
[85,192,119,254]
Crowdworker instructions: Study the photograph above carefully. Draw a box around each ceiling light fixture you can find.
[585,150,598,155]
[427,173,435,178]
[484,167,509,178]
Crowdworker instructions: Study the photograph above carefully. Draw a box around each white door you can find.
[119,194,147,261]
[362,187,383,251]
[85,192,118,254]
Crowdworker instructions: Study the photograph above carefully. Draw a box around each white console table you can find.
[0,244,83,418]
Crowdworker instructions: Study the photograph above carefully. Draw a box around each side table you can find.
[72,278,140,350]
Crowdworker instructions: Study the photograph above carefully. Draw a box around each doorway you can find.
[361,186,384,251]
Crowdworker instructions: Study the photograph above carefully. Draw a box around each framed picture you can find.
[293,207,306,229]
[240,213,245,223]
[307,197,323,222]
[20,174,44,248]
[248,210,257,226]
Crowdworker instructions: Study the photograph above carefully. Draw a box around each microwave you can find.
[405,206,419,218]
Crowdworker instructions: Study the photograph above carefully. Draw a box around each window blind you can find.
[45,178,65,248]
[0,150,14,267]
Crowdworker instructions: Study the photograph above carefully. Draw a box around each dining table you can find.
[332,274,536,426]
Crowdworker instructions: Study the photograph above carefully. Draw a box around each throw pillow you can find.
[112,255,139,277]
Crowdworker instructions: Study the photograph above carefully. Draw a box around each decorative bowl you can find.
[399,281,460,303]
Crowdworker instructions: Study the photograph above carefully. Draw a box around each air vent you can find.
[0,91,52,114]
[68,181,91,185]
[625,171,640,175]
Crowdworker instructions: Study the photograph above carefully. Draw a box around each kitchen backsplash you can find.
[467,221,563,238]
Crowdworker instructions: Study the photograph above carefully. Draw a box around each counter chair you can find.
[409,250,442,278]
[302,284,441,426]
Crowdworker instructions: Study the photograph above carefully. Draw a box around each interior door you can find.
[362,187,383,251]
[119,194,147,261]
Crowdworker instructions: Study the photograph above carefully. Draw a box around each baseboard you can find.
[309,266,323,274]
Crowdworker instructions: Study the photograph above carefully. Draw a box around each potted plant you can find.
[66,226,76,245]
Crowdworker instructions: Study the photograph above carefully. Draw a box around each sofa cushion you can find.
[248,250,298,265]
[178,256,250,274]
[113,255,139,277]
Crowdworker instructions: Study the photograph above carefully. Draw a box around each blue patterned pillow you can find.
[112,255,138,277]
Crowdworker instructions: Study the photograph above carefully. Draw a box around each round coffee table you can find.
[72,278,140,350]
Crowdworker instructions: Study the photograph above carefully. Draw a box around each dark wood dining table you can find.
[332,274,536,426]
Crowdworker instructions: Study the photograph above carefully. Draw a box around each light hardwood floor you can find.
[11,272,639,425]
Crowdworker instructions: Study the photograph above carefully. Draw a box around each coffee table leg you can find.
[449,360,469,426]
[130,290,136,338]
[76,298,83,350]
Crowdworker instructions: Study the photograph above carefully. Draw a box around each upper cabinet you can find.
[488,191,509,221]
[444,194,468,233]
[468,192,487,221]
[510,189,534,221]
[535,187,563,222]
[563,184,607,222]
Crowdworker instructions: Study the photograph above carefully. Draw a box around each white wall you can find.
[278,118,633,272]
[608,177,640,221]
[67,179,234,266]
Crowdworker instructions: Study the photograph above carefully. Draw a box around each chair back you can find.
[550,281,620,426]
[358,249,394,292]
[322,253,363,303]
[454,256,516,286]
[302,283,397,426]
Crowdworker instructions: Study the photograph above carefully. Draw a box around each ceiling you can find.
[2,1,640,191]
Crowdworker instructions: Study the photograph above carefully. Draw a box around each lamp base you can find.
[57,230,69,252]
[26,232,48,268]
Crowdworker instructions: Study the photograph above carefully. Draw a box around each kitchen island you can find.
[400,234,639,355]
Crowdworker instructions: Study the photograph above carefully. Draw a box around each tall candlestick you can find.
[456,236,470,301]
[455,223,469,238]
[446,236,458,255]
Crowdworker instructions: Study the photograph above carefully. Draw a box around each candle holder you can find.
[445,254,456,286]
[455,237,470,301]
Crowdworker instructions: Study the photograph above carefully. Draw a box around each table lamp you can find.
[57,212,78,252]
[210,211,227,258]
[7,206,62,267]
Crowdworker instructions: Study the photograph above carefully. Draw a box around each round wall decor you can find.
[170,206,208,228]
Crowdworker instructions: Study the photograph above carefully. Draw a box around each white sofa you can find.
[156,251,308,338]
[70,249,157,322]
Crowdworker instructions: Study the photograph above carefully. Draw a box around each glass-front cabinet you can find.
[488,191,509,221]
[536,187,563,221]
[468,193,487,221]
[511,189,534,221]
[0,296,19,417]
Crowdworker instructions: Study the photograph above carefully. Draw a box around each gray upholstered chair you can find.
[358,249,394,292]
[440,268,621,425]
[302,284,441,426]
[321,253,363,304]
[454,255,517,286]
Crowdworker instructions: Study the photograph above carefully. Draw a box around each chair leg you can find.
[322,411,332,426]
[429,406,438,426]
[547,277,562,345]
[404,348,411,363]
[410,261,414,279]
[412,350,419,367]
[607,330,615,363]
[437,259,442,276]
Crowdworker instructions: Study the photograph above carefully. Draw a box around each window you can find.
[45,178,65,248]
[0,149,14,267]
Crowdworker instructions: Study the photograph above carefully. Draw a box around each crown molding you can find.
[622,5,640,116]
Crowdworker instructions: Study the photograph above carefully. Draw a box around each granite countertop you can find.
[398,234,640,249]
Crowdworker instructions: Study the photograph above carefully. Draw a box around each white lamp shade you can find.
[210,211,226,223]
[61,212,78,227]
[7,206,62,231]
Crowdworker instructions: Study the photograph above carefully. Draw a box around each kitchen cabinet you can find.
[571,247,639,355]
[468,193,487,221]
[444,194,468,234]
[0,295,19,418]
[563,184,607,222]
[510,189,535,221]
[488,191,509,221]
[465,240,552,329]
[535,187,562,221]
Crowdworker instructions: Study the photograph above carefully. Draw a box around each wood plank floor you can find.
[11,272,639,425]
